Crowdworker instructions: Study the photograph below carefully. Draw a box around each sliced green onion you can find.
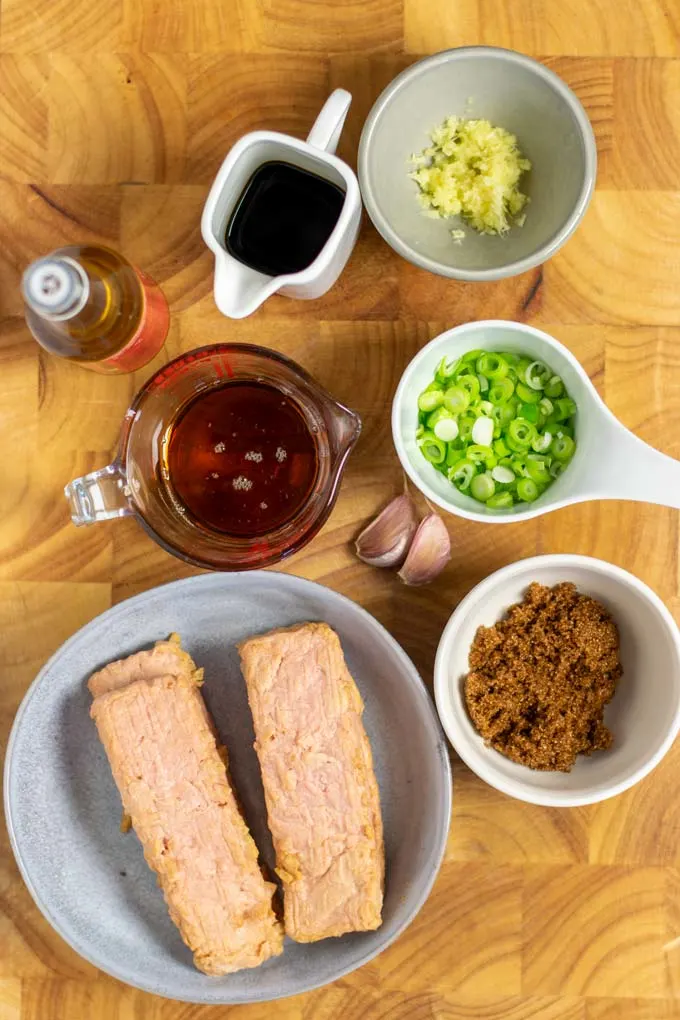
[426,406,452,430]
[466,444,495,466]
[511,455,531,477]
[443,386,471,414]
[508,419,537,450]
[470,472,496,502]
[554,397,577,421]
[449,459,475,490]
[515,381,541,404]
[458,415,476,442]
[518,402,539,423]
[488,378,515,404]
[525,459,551,485]
[551,434,576,461]
[491,402,516,428]
[476,353,509,380]
[487,491,514,508]
[517,477,540,502]
[545,375,564,398]
[435,355,460,383]
[524,360,551,390]
[454,363,478,380]
[471,416,494,446]
[531,431,552,453]
[475,399,494,416]
[418,389,444,412]
[492,465,515,484]
[418,432,446,464]
[416,348,577,512]
[434,417,459,442]
[446,446,465,468]
[458,375,481,402]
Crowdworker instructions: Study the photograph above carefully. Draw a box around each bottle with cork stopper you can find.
[22,244,170,373]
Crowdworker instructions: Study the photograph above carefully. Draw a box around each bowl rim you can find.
[358,46,598,282]
[433,554,680,807]
[391,319,600,524]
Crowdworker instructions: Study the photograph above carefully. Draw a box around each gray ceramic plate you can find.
[4,572,452,1004]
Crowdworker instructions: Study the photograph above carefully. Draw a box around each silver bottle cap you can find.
[22,255,89,319]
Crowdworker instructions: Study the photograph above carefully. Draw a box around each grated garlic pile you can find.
[409,116,531,239]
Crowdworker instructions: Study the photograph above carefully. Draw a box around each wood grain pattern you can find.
[1,0,680,1016]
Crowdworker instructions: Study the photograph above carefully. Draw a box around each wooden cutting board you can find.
[0,0,679,1017]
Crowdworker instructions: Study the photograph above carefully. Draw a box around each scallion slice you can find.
[545,375,564,398]
[487,491,514,508]
[418,389,444,412]
[517,477,540,502]
[470,472,496,502]
[525,360,551,390]
[444,386,471,414]
[476,353,509,380]
[416,348,577,510]
[418,432,447,464]
[434,417,459,442]
[449,460,475,490]
[488,378,515,404]
[551,434,576,461]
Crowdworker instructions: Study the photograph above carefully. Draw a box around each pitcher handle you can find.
[64,463,133,526]
[581,416,680,510]
[306,89,352,154]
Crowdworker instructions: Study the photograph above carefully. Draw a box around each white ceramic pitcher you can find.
[201,89,362,319]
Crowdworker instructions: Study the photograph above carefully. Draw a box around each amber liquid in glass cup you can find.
[64,344,361,570]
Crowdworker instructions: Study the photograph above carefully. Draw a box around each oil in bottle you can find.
[21,245,170,373]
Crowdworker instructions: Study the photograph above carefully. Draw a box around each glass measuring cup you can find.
[64,344,361,569]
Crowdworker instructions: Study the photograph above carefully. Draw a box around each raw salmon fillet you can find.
[89,636,284,975]
[238,622,384,942]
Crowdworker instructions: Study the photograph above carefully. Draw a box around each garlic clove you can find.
[355,494,419,569]
[398,513,451,586]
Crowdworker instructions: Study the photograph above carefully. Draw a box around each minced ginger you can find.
[409,116,531,239]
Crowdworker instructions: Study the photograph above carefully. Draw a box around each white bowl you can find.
[358,47,596,281]
[392,320,680,523]
[434,555,680,807]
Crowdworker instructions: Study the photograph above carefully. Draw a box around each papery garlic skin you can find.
[398,513,451,586]
[355,494,419,568]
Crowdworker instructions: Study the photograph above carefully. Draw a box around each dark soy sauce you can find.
[166,381,318,537]
[225,161,345,277]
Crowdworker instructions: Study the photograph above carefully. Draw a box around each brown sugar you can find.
[464,581,622,772]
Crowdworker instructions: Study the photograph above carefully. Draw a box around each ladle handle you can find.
[306,89,352,154]
[587,418,680,510]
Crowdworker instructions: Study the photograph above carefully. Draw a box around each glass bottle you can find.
[21,244,170,374]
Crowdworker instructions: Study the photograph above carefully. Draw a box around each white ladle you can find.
[392,320,680,522]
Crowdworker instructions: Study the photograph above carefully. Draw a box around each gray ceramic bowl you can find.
[4,572,452,1004]
[359,47,597,280]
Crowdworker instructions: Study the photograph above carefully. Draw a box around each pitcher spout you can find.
[213,251,280,320]
[327,399,362,458]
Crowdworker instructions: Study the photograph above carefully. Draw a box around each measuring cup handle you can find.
[64,463,133,526]
[586,419,680,510]
[306,89,352,154]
